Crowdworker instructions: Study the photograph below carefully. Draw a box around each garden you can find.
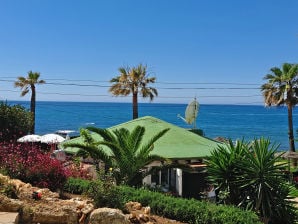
[0,102,297,224]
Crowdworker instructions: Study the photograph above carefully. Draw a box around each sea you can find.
[6,100,298,151]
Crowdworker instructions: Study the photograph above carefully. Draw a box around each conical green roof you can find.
[62,116,222,159]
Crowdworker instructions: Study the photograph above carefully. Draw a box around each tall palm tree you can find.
[65,125,170,186]
[261,63,298,152]
[14,71,45,134]
[109,64,158,119]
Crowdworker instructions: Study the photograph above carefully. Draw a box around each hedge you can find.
[63,178,261,224]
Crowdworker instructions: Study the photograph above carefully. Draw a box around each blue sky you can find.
[0,0,297,104]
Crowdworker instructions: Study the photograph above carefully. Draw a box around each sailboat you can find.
[177,97,199,129]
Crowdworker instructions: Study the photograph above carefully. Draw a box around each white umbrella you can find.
[17,134,41,143]
[40,134,66,144]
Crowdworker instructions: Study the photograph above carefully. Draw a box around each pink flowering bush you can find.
[66,163,94,180]
[0,142,70,191]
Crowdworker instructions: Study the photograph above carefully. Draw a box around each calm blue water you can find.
[6,100,298,151]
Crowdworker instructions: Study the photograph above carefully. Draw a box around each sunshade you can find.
[41,134,65,144]
[17,134,41,143]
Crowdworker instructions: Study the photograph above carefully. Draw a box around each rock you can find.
[0,194,23,212]
[125,201,142,212]
[0,174,95,224]
[144,206,151,215]
[89,208,130,224]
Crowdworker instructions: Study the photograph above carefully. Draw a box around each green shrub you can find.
[63,179,261,224]
[63,177,92,194]
[0,101,32,141]
[117,186,261,224]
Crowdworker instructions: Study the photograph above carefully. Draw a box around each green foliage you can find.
[116,186,261,224]
[0,179,17,199]
[206,139,247,205]
[86,173,122,209]
[63,177,261,224]
[0,101,32,141]
[63,177,92,194]
[206,138,297,224]
[289,184,298,197]
[65,125,169,186]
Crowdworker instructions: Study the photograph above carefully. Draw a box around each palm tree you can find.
[109,64,158,119]
[14,71,45,134]
[261,63,298,152]
[65,125,170,186]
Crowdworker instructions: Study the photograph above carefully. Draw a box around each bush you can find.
[80,182,259,224]
[0,101,32,141]
[115,186,261,224]
[63,177,92,194]
[63,178,261,223]
[0,142,69,191]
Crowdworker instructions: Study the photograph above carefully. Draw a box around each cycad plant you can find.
[65,125,169,186]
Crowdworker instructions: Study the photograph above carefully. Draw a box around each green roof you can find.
[62,116,222,159]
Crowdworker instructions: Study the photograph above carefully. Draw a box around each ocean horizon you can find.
[5,100,298,151]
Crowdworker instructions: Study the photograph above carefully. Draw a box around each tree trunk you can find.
[287,104,295,152]
[132,92,138,119]
[30,85,36,134]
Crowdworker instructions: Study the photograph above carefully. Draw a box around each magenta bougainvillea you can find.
[0,141,70,191]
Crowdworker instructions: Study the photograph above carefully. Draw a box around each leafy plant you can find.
[63,177,92,194]
[0,142,69,191]
[206,138,297,224]
[0,101,32,142]
[65,125,170,186]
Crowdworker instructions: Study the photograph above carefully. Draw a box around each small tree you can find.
[0,101,32,142]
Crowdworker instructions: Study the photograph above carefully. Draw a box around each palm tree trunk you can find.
[287,105,295,152]
[132,92,138,119]
[30,85,36,134]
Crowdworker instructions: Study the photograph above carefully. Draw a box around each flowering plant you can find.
[0,141,70,191]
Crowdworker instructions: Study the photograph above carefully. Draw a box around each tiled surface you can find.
[0,212,19,224]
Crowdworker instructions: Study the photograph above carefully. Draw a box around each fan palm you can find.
[14,71,45,134]
[109,64,158,119]
[261,63,298,152]
[65,125,169,186]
